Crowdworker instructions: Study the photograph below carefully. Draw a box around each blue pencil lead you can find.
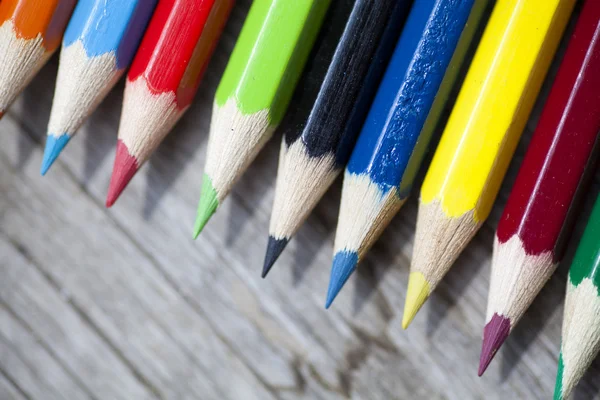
[325,250,358,308]
[41,135,70,175]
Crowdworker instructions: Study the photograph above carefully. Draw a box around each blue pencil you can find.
[41,0,157,175]
[326,0,489,308]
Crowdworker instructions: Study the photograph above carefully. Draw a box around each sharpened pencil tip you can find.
[554,353,565,400]
[106,140,138,208]
[262,236,289,278]
[41,134,70,176]
[402,272,430,329]
[325,251,358,309]
[478,313,510,376]
[193,174,218,238]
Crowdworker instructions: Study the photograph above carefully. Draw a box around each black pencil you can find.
[263,0,411,277]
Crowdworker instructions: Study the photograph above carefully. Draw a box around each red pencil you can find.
[480,0,600,375]
[106,0,234,207]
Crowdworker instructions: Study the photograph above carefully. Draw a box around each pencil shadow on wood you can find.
[422,44,561,337]
[141,89,212,220]
[224,131,280,247]
[499,183,599,382]
[426,111,526,339]
[426,225,492,338]
[351,196,417,316]
[499,265,566,382]
[347,96,441,315]
[14,125,36,170]
[420,128,473,337]
[13,105,39,170]
[290,176,342,287]
[347,116,438,316]
[574,355,600,400]
[422,53,503,333]
[82,79,124,185]
[351,229,402,317]
[15,54,58,168]
[141,1,251,219]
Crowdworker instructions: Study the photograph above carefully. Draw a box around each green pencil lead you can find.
[553,352,564,400]
[193,174,219,239]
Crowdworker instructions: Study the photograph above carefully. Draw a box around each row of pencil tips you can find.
[0,0,598,398]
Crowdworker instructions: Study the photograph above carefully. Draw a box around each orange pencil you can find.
[0,0,76,118]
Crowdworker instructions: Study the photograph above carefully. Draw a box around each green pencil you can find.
[193,0,331,237]
[555,193,600,400]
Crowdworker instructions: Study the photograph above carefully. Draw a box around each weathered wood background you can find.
[1,1,599,399]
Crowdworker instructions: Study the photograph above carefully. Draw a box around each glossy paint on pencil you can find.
[0,0,76,116]
[106,0,234,206]
[194,0,331,236]
[213,1,330,125]
[496,5,600,256]
[263,0,412,275]
[404,0,575,329]
[326,0,485,307]
[42,0,157,175]
[481,0,600,376]
[63,0,154,69]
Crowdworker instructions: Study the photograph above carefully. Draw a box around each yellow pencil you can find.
[403,0,575,329]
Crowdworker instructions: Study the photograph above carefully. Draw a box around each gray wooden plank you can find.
[351,345,446,400]
[0,235,154,400]
[0,305,89,400]
[4,3,361,398]
[6,71,344,400]
[9,49,373,399]
[0,372,28,400]
[0,116,277,400]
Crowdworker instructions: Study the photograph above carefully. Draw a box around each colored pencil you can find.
[262,0,412,277]
[41,0,157,175]
[105,0,234,207]
[0,0,76,119]
[403,0,575,329]
[193,0,331,237]
[326,0,489,308]
[554,193,600,400]
[480,1,600,376]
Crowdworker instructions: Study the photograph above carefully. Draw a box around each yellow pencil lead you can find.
[402,272,430,329]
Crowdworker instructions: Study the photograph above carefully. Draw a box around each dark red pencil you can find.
[479,0,600,376]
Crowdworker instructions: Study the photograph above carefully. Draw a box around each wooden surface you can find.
[1,1,599,399]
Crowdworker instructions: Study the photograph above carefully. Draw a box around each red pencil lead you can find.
[106,140,138,208]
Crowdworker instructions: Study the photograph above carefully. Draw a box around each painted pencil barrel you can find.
[555,193,600,400]
[213,0,330,125]
[481,0,600,376]
[194,0,331,236]
[106,0,234,207]
[404,0,575,329]
[496,2,600,256]
[326,0,487,308]
[42,0,157,175]
[0,0,76,116]
[420,0,575,220]
[263,0,412,275]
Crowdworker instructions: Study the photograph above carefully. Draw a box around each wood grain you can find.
[1,1,600,399]
[0,235,154,400]
[0,372,29,400]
